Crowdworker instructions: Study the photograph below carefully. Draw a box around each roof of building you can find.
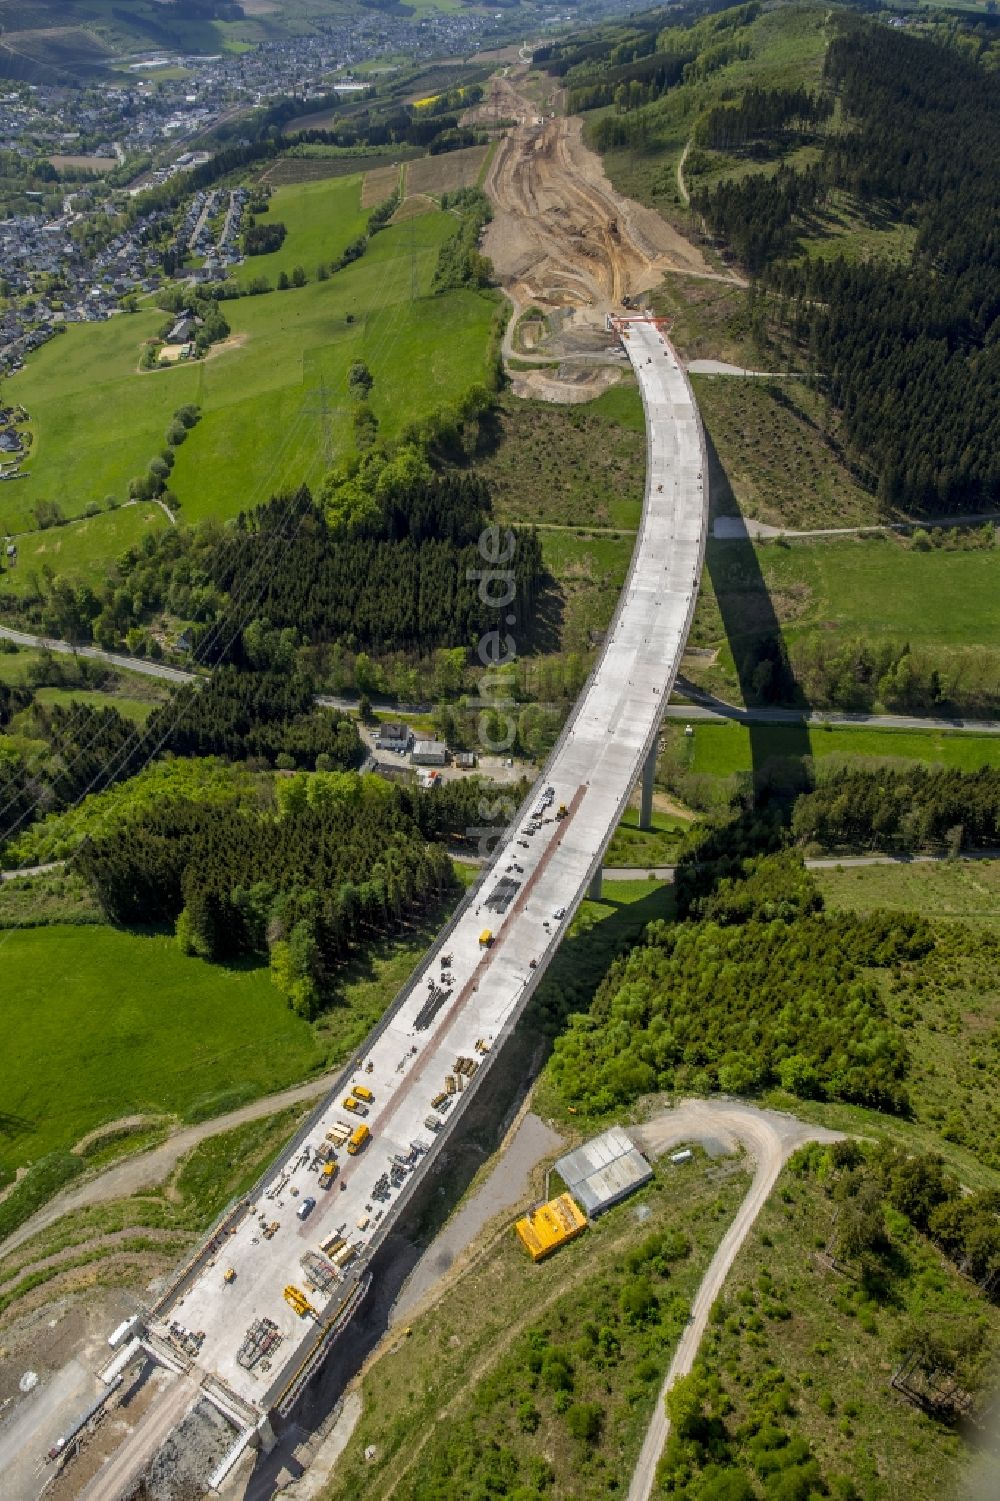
[515,1193,587,1262]
[554,1126,653,1218]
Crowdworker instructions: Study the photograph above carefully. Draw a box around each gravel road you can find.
[626,1099,842,1501]
[1,1075,336,1256]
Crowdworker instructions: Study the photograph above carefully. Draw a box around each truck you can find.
[343,1095,369,1117]
[353,1083,374,1103]
[283,1285,316,1319]
[347,1123,370,1155]
[320,1161,339,1189]
[479,928,494,948]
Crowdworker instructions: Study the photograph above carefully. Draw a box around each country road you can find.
[0,626,193,684]
[713,508,1000,542]
[4,622,998,738]
[676,137,691,206]
[627,1100,842,1501]
[668,684,1000,735]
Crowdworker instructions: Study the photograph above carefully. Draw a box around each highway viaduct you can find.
[50,314,710,1500]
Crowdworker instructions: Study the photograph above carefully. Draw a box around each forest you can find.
[13,461,543,665]
[692,18,1000,510]
[548,852,920,1117]
[790,766,1000,855]
[0,669,360,849]
[74,774,457,1016]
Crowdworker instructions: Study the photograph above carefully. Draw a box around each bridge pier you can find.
[588,867,603,902]
[639,741,657,831]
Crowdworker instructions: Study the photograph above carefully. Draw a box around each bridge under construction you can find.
[56,313,709,1500]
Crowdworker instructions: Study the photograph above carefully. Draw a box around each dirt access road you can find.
[627,1099,842,1501]
[480,70,736,399]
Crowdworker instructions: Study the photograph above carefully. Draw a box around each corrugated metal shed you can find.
[555,1126,653,1218]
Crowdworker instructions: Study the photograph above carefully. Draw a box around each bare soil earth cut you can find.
[481,69,726,402]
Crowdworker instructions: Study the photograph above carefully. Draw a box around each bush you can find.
[564,1400,603,1443]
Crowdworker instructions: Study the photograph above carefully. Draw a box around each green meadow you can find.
[0,925,323,1183]
[661,718,1000,784]
[0,504,167,598]
[232,173,373,287]
[4,190,499,544]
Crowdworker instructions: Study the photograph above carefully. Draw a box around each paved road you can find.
[0,861,62,883]
[666,686,1000,735]
[606,850,1000,882]
[627,1100,841,1501]
[0,626,193,685]
[687,360,800,378]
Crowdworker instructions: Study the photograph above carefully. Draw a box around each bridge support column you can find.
[588,867,603,902]
[256,1415,277,1454]
[639,741,658,831]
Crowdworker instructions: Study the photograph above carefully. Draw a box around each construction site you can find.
[20,306,708,1501]
[6,64,713,1501]
[478,70,719,400]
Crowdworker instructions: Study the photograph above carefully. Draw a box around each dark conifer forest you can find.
[693,20,1000,510]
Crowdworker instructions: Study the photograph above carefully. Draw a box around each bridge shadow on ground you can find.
[701,425,812,805]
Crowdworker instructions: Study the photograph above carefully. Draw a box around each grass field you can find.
[3,205,499,561]
[815,858,1000,928]
[478,385,645,532]
[658,718,1000,809]
[695,375,882,531]
[539,528,635,654]
[29,686,155,723]
[756,535,1000,649]
[687,532,1000,702]
[232,174,370,287]
[405,144,490,198]
[0,503,168,597]
[661,719,1000,785]
[605,807,688,868]
[0,926,324,1184]
[0,874,466,1188]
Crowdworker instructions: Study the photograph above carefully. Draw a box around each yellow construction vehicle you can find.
[343,1094,369,1117]
[353,1084,374,1103]
[347,1123,370,1155]
[320,1160,339,1189]
[556,803,568,820]
[479,928,494,948]
[223,1267,236,1284]
[283,1285,316,1319]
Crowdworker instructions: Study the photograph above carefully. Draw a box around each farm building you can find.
[515,1193,587,1262]
[411,739,448,767]
[554,1126,653,1218]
